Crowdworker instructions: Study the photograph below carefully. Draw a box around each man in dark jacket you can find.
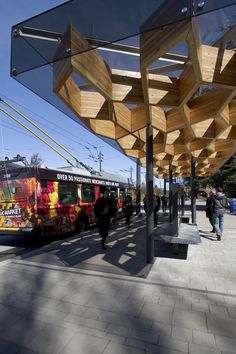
[122,195,134,227]
[205,191,215,233]
[213,187,228,241]
[94,190,113,250]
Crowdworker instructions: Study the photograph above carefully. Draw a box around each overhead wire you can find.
[0,107,74,167]
[0,98,80,166]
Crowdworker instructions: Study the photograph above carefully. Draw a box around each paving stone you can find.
[227,307,236,319]
[206,313,236,338]
[143,294,159,303]
[131,328,158,345]
[63,313,88,326]
[189,343,221,354]
[125,337,146,350]
[146,343,187,354]
[59,331,108,354]
[87,328,125,343]
[103,342,145,354]
[193,329,216,348]
[158,335,188,353]
[82,307,102,319]
[151,321,172,337]
[97,310,118,323]
[209,304,229,317]
[140,303,173,324]
[25,323,76,354]
[113,313,152,331]
[172,309,207,330]
[84,318,109,331]
[174,299,192,310]
[107,323,132,336]
[158,296,176,308]
[192,302,209,312]
[56,301,86,315]
[171,325,192,342]
[215,334,236,352]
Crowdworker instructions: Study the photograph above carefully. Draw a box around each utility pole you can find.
[120,166,134,184]
[98,150,104,172]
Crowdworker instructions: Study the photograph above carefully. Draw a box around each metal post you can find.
[169,162,173,222]
[146,124,154,264]
[164,179,167,195]
[191,155,196,224]
[181,190,185,216]
[99,151,102,172]
[136,161,141,215]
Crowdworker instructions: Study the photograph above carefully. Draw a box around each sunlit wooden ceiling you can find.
[53,11,236,178]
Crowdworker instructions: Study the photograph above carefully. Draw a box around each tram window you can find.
[12,187,22,194]
[81,184,95,203]
[58,183,77,205]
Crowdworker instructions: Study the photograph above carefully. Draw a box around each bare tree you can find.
[29,153,44,167]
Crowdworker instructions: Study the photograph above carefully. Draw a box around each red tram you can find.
[0,165,135,236]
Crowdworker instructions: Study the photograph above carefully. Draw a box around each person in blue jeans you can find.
[213,187,228,241]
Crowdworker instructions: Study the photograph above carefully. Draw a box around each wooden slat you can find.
[151,106,166,132]
[89,120,115,139]
[190,88,234,124]
[229,100,236,125]
[148,63,184,75]
[186,18,202,82]
[57,77,81,116]
[166,109,186,132]
[80,91,108,119]
[201,45,236,88]
[179,63,199,106]
[131,106,147,132]
[69,25,112,100]
[140,20,190,69]
[113,103,131,131]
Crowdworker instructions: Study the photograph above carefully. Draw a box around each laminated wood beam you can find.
[190,88,234,124]
[166,109,186,132]
[89,120,115,139]
[151,106,166,132]
[186,18,202,82]
[113,103,131,132]
[140,20,190,69]
[80,91,108,119]
[229,100,236,125]
[179,64,200,106]
[56,76,81,117]
[69,26,112,100]
[201,45,236,88]
[131,106,147,132]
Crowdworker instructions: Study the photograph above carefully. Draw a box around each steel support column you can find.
[164,179,167,195]
[146,124,154,264]
[191,155,196,224]
[169,162,173,222]
[136,160,141,215]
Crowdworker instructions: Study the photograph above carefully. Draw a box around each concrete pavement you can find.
[0,204,235,353]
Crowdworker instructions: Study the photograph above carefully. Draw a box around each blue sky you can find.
[0,0,148,183]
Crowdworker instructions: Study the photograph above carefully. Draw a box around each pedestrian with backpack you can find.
[213,187,228,241]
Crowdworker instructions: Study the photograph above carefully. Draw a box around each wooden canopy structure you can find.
[53,8,236,178]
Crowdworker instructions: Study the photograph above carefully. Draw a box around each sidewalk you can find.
[0,207,236,353]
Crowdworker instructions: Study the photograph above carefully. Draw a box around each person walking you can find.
[122,195,134,227]
[161,195,168,213]
[213,187,228,241]
[154,194,161,226]
[205,190,215,233]
[94,189,113,250]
